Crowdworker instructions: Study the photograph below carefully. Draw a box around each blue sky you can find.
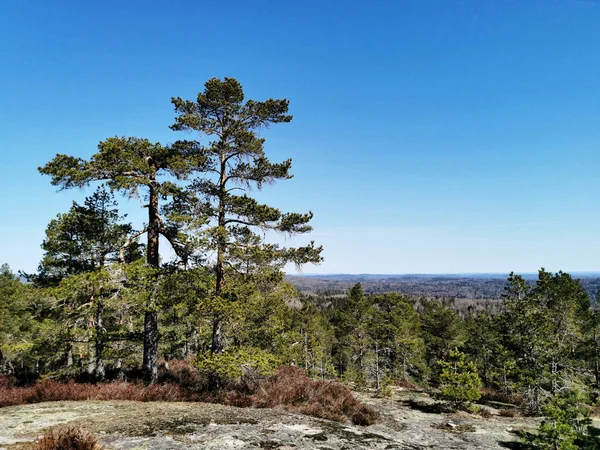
[1,0,599,275]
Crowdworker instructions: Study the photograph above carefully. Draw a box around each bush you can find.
[0,379,192,408]
[437,349,481,410]
[498,408,519,418]
[0,375,15,389]
[196,348,280,387]
[480,388,524,407]
[394,378,421,391]
[0,363,377,426]
[158,359,209,393]
[474,406,492,419]
[31,427,103,450]
[249,366,378,425]
[377,371,394,399]
[524,391,594,450]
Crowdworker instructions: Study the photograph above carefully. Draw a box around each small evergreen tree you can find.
[421,300,465,381]
[527,391,593,450]
[437,348,481,409]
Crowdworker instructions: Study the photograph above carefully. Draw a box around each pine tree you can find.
[421,300,465,379]
[527,391,593,450]
[501,270,590,412]
[437,348,482,410]
[33,187,140,286]
[39,136,202,382]
[170,77,322,353]
[331,283,372,378]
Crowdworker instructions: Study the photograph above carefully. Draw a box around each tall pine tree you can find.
[39,137,202,382]
[170,77,322,353]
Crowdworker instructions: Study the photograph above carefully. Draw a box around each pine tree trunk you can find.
[66,343,73,368]
[142,183,160,383]
[211,318,224,354]
[94,296,105,381]
[142,310,158,382]
[211,152,227,355]
[87,342,95,375]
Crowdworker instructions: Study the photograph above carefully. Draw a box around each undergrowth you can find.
[30,426,103,450]
[0,364,378,425]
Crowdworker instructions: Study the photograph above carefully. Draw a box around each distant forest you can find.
[287,274,600,302]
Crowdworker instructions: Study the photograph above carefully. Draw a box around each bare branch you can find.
[119,228,148,263]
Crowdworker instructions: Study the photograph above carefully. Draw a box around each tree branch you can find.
[119,228,148,263]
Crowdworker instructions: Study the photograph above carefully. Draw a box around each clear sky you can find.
[1,0,599,275]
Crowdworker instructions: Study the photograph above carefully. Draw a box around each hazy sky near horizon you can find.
[1,0,600,275]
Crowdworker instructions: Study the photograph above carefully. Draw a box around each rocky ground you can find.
[0,389,552,449]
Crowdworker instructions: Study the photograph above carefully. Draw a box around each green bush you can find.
[437,348,481,409]
[196,347,280,383]
[526,390,593,450]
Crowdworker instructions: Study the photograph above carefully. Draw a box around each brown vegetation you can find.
[474,406,492,419]
[245,366,378,425]
[30,427,103,450]
[0,365,378,426]
[480,388,524,407]
[394,378,422,390]
[498,408,519,418]
[0,377,189,408]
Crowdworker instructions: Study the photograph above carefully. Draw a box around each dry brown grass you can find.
[473,406,492,419]
[0,379,191,408]
[0,364,377,426]
[30,427,103,450]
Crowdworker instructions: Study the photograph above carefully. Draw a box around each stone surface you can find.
[0,389,544,449]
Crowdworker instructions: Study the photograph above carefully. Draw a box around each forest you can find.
[2,77,600,448]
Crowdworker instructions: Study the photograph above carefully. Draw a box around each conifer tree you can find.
[421,300,465,377]
[170,77,322,353]
[501,270,590,412]
[331,283,372,377]
[34,187,140,286]
[39,137,202,382]
[437,348,482,410]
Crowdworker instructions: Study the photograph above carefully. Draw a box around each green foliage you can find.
[330,283,372,378]
[195,347,280,381]
[170,77,323,277]
[437,349,482,409]
[501,270,591,413]
[525,391,594,450]
[0,265,36,373]
[378,370,394,399]
[463,312,515,392]
[421,300,465,381]
[292,303,336,379]
[32,187,141,286]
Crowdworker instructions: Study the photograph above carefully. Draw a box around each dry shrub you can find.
[158,359,208,393]
[473,406,492,419]
[394,378,421,390]
[0,362,377,426]
[248,366,378,425]
[480,388,524,406]
[498,408,519,418]
[0,379,194,408]
[0,375,15,389]
[31,426,102,450]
